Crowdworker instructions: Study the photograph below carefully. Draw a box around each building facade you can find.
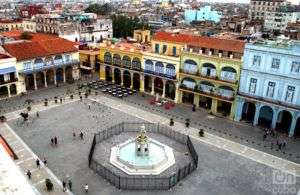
[0,54,24,99]
[184,6,222,24]
[264,10,300,32]
[235,39,300,137]
[249,0,286,21]
[177,36,245,119]
[2,32,80,92]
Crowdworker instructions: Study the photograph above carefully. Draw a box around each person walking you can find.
[36,159,40,169]
[26,170,31,179]
[36,112,39,118]
[43,157,47,166]
[50,138,54,146]
[62,180,67,192]
[84,184,88,193]
[73,132,76,139]
[54,136,58,146]
[68,179,72,191]
[80,132,84,140]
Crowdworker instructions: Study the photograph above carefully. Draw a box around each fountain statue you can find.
[135,124,149,156]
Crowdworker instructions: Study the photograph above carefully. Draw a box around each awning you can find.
[0,67,16,75]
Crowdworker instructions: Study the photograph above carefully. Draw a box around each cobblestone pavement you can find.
[3,96,300,195]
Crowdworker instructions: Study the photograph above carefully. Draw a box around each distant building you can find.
[235,38,300,137]
[184,6,222,24]
[0,19,36,33]
[18,5,47,19]
[264,6,300,32]
[249,0,286,21]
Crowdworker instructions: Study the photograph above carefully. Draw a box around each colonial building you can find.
[178,35,245,119]
[98,30,150,92]
[0,54,24,99]
[1,32,80,91]
[235,38,300,137]
[79,47,100,75]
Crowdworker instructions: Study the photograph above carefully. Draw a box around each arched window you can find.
[220,66,237,81]
[145,60,154,72]
[34,58,44,69]
[132,57,141,70]
[122,55,131,68]
[104,52,112,64]
[199,81,214,93]
[155,62,164,75]
[166,64,175,78]
[183,60,198,74]
[181,77,196,90]
[44,57,53,67]
[113,54,121,66]
[218,85,235,98]
[54,55,63,64]
[201,63,216,77]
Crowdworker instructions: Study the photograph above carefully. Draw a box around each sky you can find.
[201,0,299,4]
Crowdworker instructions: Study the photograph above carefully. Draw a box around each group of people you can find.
[73,131,84,140]
[26,157,47,180]
[50,136,58,146]
[263,128,288,150]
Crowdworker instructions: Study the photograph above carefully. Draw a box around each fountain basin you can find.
[110,138,175,175]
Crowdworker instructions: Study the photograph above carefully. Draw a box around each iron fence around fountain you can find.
[89,122,198,190]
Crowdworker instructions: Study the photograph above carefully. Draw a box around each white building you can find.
[264,11,300,32]
[249,0,286,21]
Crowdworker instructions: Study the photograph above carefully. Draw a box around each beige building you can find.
[249,0,286,21]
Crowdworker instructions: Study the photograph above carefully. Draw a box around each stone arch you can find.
[105,66,112,82]
[132,57,141,70]
[25,74,35,90]
[294,117,300,137]
[65,66,73,82]
[220,66,237,81]
[123,70,131,88]
[145,60,154,72]
[46,69,55,85]
[165,80,175,100]
[183,59,198,74]
[199,81,214,93]
[44,57,53,67]
[275,110,293,134]
[54,55,63,64]
[166,64,176,78]
[104,52,112,64]
[133,73,140,91]
[113,54,121,66]
[154,77,163,95]
[218,85,235,98]
[56,68,64,83]
[144,75,152,93]
[241,102,256,123]
[0,85,8,97]
[114,68,121,85]
[258,105,274,128]
[181,77,197,90]
[122,55,131,68]
[9,84,17,95]
[36,71,45,88]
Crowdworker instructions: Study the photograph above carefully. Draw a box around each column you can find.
[229,102,236,120]
[151,77,155,95]
[193,94,199,108]
[111,67,115,83]
[7,85,11,97]
[33,73,37,90]
[140,74,145,92]
[174,83,181,103]
[211,99,218,115]
[130,72,134,89]
[289,114,298,137]
[43,71,47,88]
[90,56,95,73]
[253,102,261,126]
[120,69,124,86]
[234,97,244,121]
[54,69,57,85]
[162,79,166,98]
[63,68,66,83]
[271,107,279,130]
[100,65,106,80]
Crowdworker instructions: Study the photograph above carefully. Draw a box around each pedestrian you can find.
[54,136,58,146]
[26,170,31,179]
[51,138,54,146]
[62,180,67,192]
[36,112,39,118]
[88,104,91,109]
[68,179,72,191]
[169,118,174,126]
[282,139,287,149]
[192,104,196,112]
[185,119,190,128]
[80,132,84,140]
[263,133,267,141]
[84,184,88,193]
[73,132,76,139]
[43,157,47,166]
[36,159,40,168]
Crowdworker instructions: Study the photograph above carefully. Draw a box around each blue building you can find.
[235,39,300,137]
[184,6,222,24]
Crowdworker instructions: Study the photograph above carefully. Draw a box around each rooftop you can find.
[153,31,245,53]
[101,39,151,53]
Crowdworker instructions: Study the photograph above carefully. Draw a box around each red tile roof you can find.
[2,31,78,61]
[153,31,245,53]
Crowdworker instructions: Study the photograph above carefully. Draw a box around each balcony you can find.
[0,78,18,85]
[144,69,176,80]
[21,60,79,74]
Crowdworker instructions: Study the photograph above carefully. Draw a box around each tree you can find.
[111,15,149,38]
[85,3,112,15]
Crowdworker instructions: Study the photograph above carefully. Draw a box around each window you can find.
[65,54,71,62]
[155,44,160,54]
[172,46,176,56]
[249,78,257,94]
[162,45,167,54]
[285,86,295,103]
[291,61,300,73]
[23,62,32,71]
[252,55,261,67]
[266,81,275,98]
[271,58,280,69]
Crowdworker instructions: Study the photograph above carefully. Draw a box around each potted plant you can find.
[199,129,204,137]
[44,98,48,106]
[45,178,53,191]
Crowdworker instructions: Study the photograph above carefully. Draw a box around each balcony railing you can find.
[179,69,237,84]
[0,78,18,85]
[144,69,176,80]
[21,60,79,74]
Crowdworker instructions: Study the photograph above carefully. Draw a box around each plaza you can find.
[0,82,299,195]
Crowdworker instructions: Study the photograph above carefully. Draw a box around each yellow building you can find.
[177,35,245,119]
[79,48,100,75]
